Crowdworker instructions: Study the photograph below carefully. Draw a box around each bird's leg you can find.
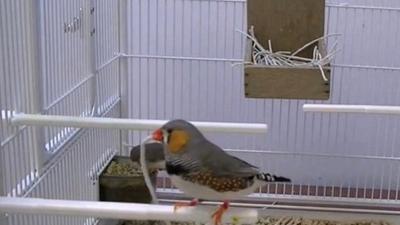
[173,198,200,212]
[211,201,229,225]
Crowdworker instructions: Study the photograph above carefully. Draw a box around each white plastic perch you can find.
[11,114,267,134]
[0,197,258,224]
[303,104,400,115]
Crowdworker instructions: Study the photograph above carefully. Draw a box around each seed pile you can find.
[256,216,391,225]
[104,161,158,177]
[120,216,391,225]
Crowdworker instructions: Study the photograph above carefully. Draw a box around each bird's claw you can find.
[211,201,229,225]
[173,199,199,212]
[173,202,193,212]
[211,207,227,225]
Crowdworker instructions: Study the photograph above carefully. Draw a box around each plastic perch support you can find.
[303,104,400,115]
[11,114,267,134]
[0,197,258,224]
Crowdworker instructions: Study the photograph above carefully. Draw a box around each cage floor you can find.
[119,216,392,225]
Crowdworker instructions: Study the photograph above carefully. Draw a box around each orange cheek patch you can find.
[168,130,189,153]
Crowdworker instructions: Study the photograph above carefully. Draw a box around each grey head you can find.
[161,119,205,143]
[130,142,165,170]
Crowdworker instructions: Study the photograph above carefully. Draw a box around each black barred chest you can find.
[181,172,256,192]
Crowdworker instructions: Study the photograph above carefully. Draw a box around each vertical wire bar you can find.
[118,0,127,155]
[382,8,400,199]
[332,5,342,198]
[340,4,355,197]
[48,0,55,151]
[179,0,185,120]
[396,164,400,200]
[377,9,386,201]
[170,0,176,119]
[3,0,13,138]
[231,2,240,151]
[154,0,160,122]
[96,0,102,111]
[52,168,58,225]
[222,1,228,144]
[61,0,68,116]
[56,0,62,115]
[187,0,193,122]
[389,53,400,200]
[42,0,49,109]
[50,0,57,106]
[369,8,383,200]
[0,0,5,141]
[20,0,31,116]
[76,0,82,92]
[56,160,63,225]
[9,140,18,196]
[66,0,71,95]
[137,0,142,142]
[4,0,15,142]
[11,0,22,115]
[25,0,37,185]
[147,0,152,121]
[102,0,106,110]
[21,130,29,195]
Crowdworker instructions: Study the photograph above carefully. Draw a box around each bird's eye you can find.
[167,129,173,134]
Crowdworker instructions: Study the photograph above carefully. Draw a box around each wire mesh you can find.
[7,103,120,225]
[38,0,95,157]
[0,0,41,198]
[1,2,400,225]
[125,0,400,203]
[0,0,120,213]
[0,0,117,224]
[94,0,120,115]
[40,0,89,108]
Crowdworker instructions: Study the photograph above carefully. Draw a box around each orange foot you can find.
[211,201,229,225]
[173,198,200,212]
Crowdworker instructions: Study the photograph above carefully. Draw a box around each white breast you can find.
[170,175,262,201]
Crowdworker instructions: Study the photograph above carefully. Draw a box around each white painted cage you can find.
[1,0,400,224]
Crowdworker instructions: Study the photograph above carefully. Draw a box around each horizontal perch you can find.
[11,114,267,134]
[303,104,400,115]
[0,197,258,224]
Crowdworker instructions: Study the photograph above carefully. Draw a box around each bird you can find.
[130,142,166,170]
[151,119,291,225]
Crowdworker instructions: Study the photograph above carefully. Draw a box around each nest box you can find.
[244,0,331,100]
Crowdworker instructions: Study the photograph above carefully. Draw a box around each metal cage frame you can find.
[1,0,400,225]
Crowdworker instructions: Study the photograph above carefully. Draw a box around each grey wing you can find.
[166,156,202,176]
[130,143,165,163]
[198,142,260,177]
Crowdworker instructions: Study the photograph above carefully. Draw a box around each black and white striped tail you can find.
[256,173,291,182]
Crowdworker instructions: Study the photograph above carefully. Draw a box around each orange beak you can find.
[152,128,163,142]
